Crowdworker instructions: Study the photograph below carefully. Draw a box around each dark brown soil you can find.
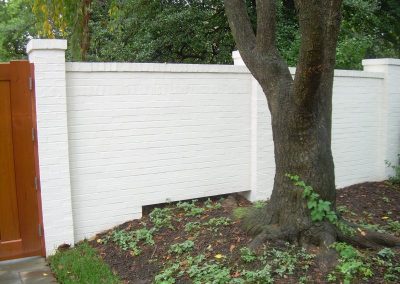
[88,182,400,283]
[337,181,400,236]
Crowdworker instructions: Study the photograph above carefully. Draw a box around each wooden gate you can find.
[0,61,44,260]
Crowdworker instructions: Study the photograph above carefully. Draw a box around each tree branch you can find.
[224,0,256,53]
[224,0,292,104]
[256,0,276,51]
[293,0,342,110]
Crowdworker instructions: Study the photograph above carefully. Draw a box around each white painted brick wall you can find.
[28,40,400,252]
[65,63,252,241]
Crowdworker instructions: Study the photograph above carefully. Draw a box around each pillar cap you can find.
[27,39,67,54]
[232,50,245,66]
[362,58,400,67]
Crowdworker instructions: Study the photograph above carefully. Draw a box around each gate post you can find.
[27,39,74,255]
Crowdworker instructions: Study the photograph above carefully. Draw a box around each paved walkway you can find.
[0,257,57,284]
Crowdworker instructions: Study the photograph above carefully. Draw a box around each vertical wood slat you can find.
[0,80,21,242]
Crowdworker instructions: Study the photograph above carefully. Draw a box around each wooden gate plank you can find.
[10,61,41,257]
[0,80,21,242]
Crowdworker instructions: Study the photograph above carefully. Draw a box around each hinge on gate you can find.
[32,128,35,142]
[34,176,38,191]
[29,77,33,91]
[38,223,43,237]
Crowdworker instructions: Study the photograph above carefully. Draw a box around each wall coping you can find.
[362,58,400,66]
[27,39,67,54]
[66,62,384,79]
[66,62,250,74]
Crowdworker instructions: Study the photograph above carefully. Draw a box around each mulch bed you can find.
[337,181,400,235]
[88,181,400,283]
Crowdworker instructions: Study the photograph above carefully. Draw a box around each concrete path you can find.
[0,257,57,284]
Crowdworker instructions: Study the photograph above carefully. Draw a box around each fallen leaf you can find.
[381,216,389,220]
[214,254,224,259]
[229,244,236,252]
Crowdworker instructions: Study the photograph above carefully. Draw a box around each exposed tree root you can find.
[337,220,400,249]
[241,207,400,251]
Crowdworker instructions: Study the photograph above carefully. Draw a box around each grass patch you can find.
[48,241,120,284]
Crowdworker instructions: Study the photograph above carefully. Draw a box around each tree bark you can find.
[224,0,340,247]
[80,0,92,61]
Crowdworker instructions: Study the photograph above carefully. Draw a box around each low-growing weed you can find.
[154,262,180,284]
[168,240,194,255]
[184,221,202,232]
[386,220,400,233]
[107,229,141,255]
[259,244,314,278]
[253,200,267,209]
[240,265,273,283]
[377,247,395,259]
[135,227,155,245]
[106,226,156,256]
[186,260,232,283]
[149,207,174,229]
[330,242,373,284]
[385,154,400,185]
[204,198,222,210]
[205,217,232,232]
[384,266,400,282]
[177,200,205,217]
[240,247,257,263]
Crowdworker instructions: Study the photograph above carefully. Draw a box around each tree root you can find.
[247,225,289,250]
[240,205,400,251]
[336,220,400,249]
[245,219,400,251]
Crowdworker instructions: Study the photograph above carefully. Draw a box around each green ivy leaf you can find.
[307,200,317,209]
[311,210,324,222]
[318,200,331,212]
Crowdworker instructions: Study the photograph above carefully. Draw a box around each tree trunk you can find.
[225,0,400,250]
[266,84,336,246]
[224,0,340,247]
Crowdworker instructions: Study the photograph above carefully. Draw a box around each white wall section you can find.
[27,40,400,255]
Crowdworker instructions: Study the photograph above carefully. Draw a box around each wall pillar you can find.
[232,50,260,201]
[363,59,400,178]
[27,39,74,255]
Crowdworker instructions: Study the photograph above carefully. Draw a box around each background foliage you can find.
[0,0,399,69]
